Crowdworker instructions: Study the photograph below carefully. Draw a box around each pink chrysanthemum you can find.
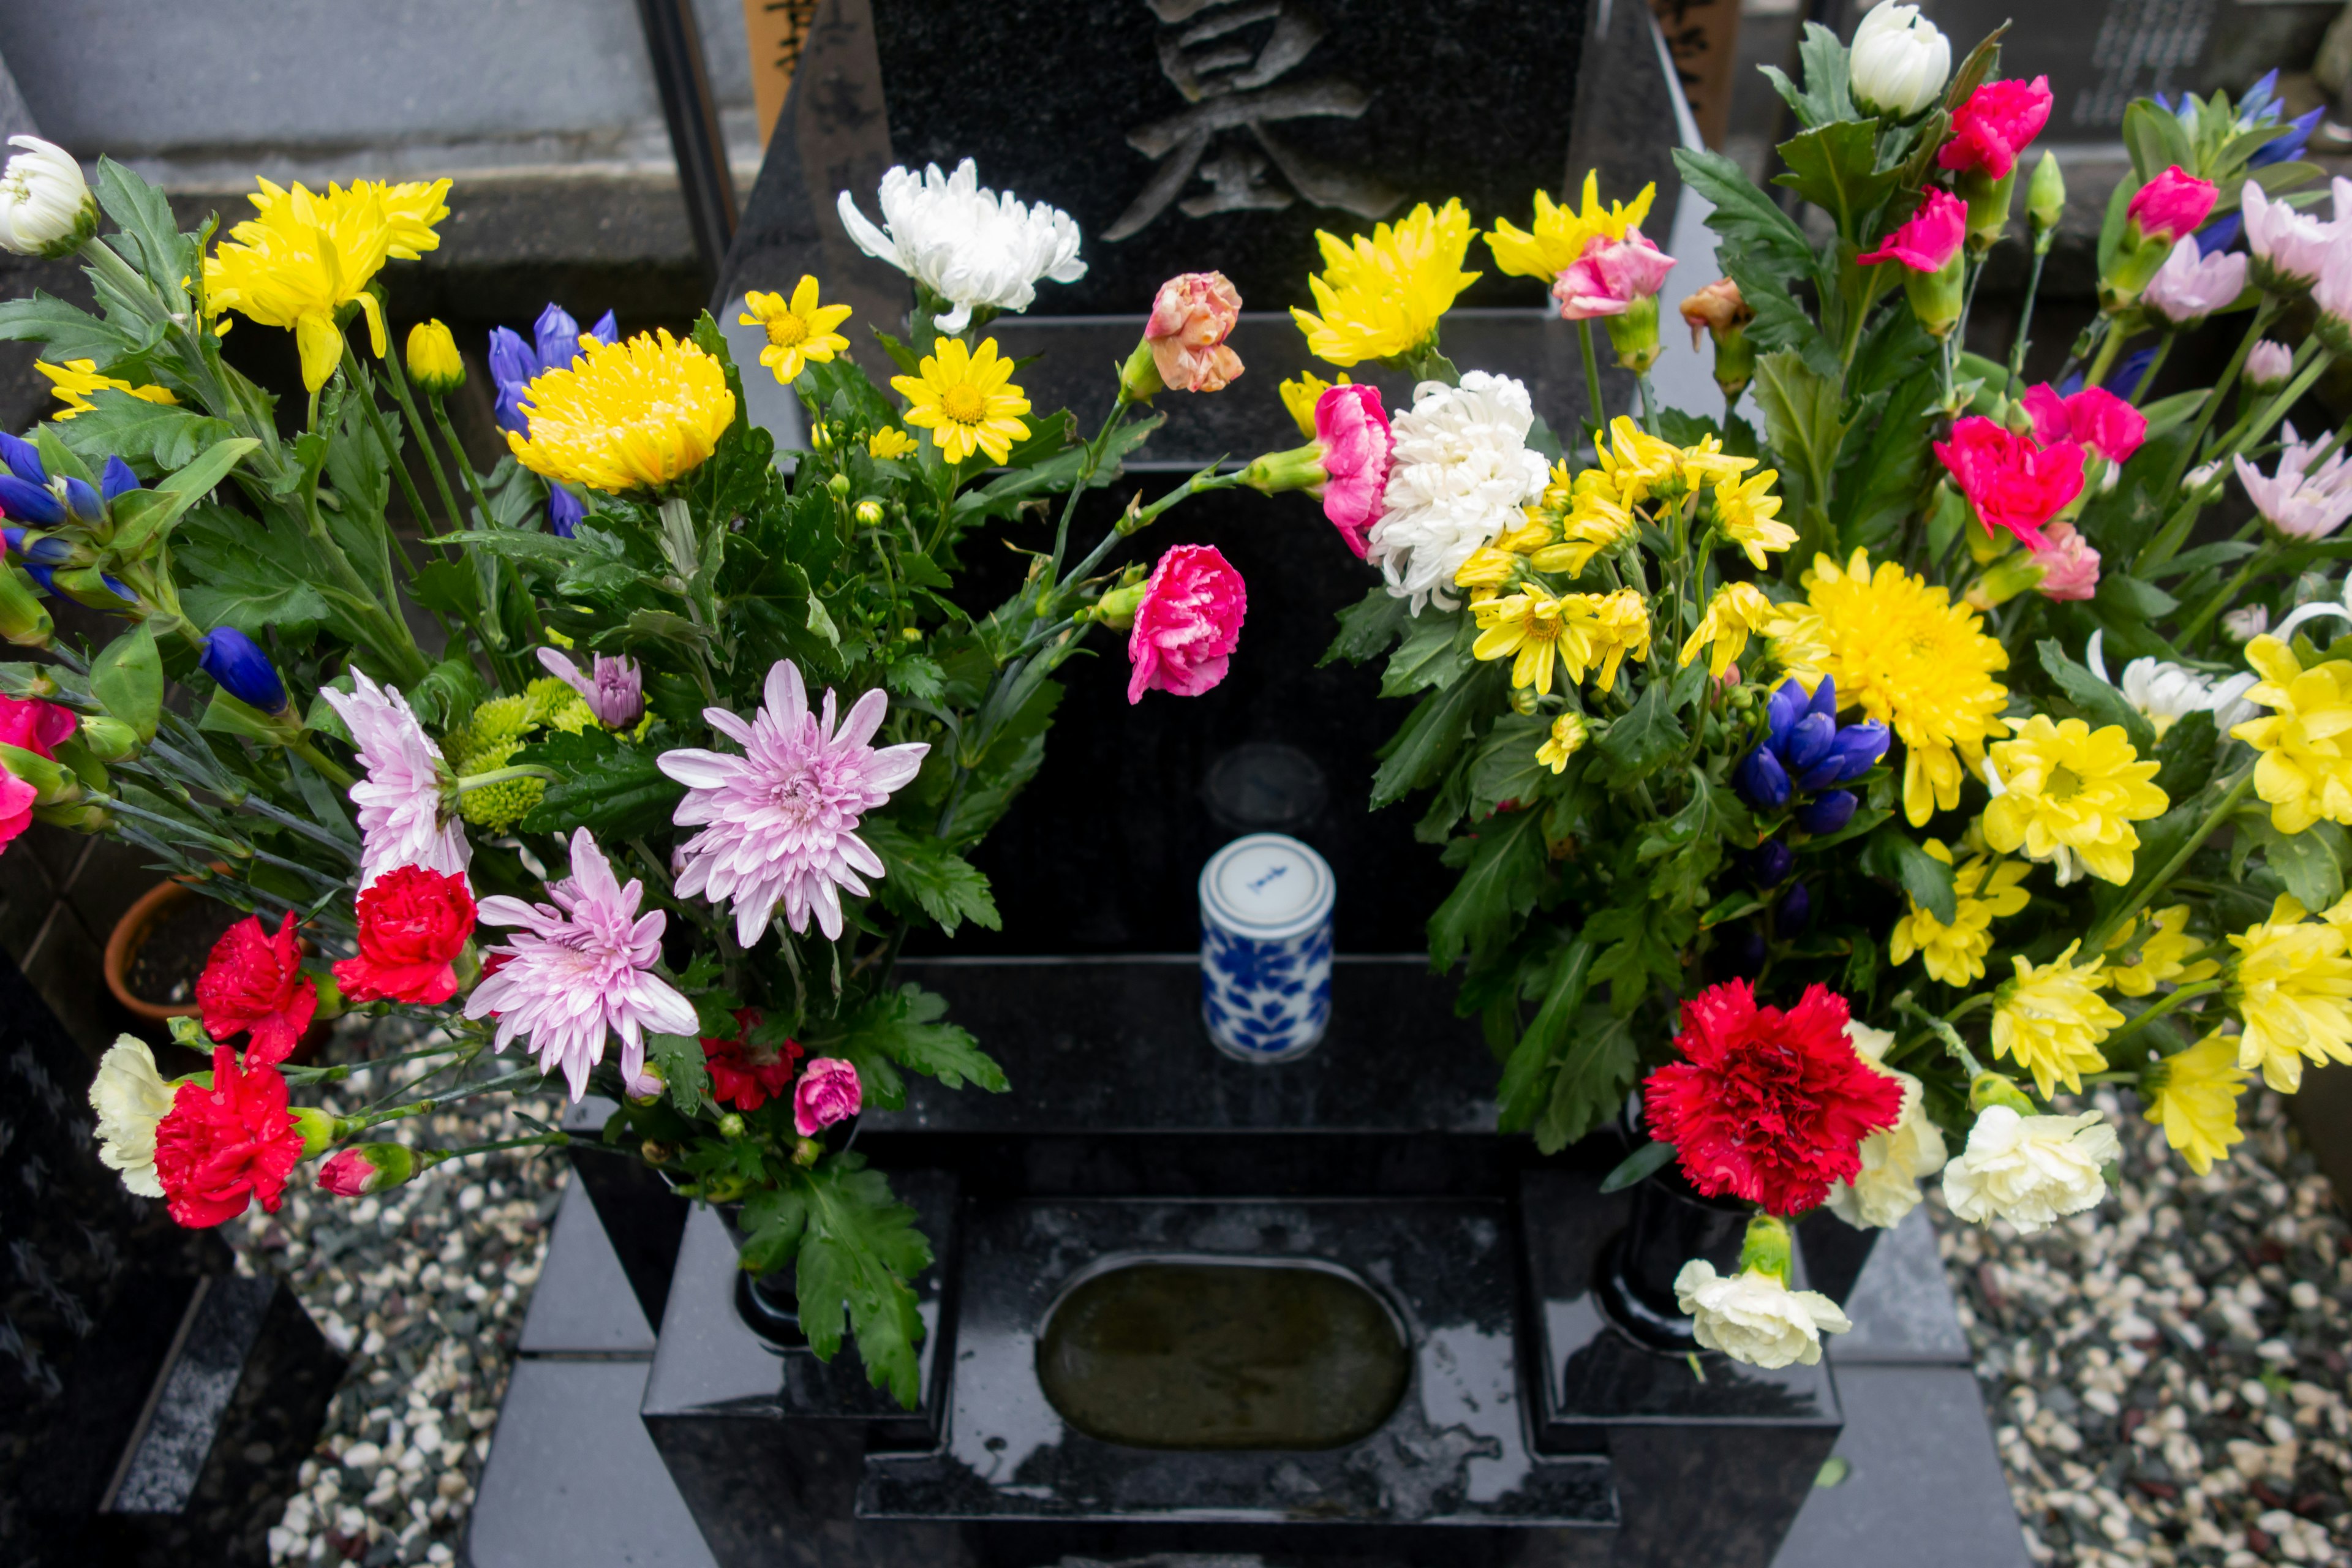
[657,660,928,945]
[321,669,470,888]
[464,827,696,1102]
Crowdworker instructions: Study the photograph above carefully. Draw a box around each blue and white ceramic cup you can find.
[1199,833,1335,1063]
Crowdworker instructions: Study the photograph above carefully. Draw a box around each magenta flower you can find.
[2141,236,2248,325]
[657,660,927,946]
[1315,383,1392,559]
[1932,415,2086,551]
[1551,229,1677,320]
[792,1057,862,1137]
[535,646,646,729]
[2028,520,2101,602]
[320,670,470,889]
[2242,181,2335,289]
[1938,77,2052,180]
[465,827,698,1102]
[1127,543,1246,704]
[1860,189,1966,273]
[2126,166,2218,246]
[2021,383,2147,467]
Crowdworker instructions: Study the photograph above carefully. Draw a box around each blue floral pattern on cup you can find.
[1202,921,1333,1060]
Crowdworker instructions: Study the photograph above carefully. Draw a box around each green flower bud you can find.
[1117,338,1165,402]
[854,499,886,526]
[1604,295,1663,374]
[75,714,139,762]
[1968,1071,2036,1116]
[2027,151,2065,239]
[1090,581,1148,631]
[290,1105,339,1158]
[1237,440,1329,496]
[0,564,52,647]
[717,1112,747,1139]
[826,473,851,499]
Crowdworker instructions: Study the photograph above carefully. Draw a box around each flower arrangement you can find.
[1248,12,2352,1363]
[0,145,1255,1404]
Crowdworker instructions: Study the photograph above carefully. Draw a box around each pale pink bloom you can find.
[2028,519,2101,601]
[465,827,697,1102]
[2223,604,2271,641]
[2243,181,2334,288]
[657,660,927,945]
[1144,271,1243,393]
[1315,383,1392,558]
[793,1057,862,1137]
[536,646,646,728]
[1127,543,1246,704]
[2316,243,2352,331]
[321,670,469,889]
[2021,383,2146,466]
[2235,424,2352,540]
[2141,236,2247,325]
[2246,339,2294,389]
[1551,229,1677,320]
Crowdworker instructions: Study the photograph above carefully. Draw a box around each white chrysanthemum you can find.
[1825,1022,1948,1230]
[89,1035,173,1197]
[0,136,94,257]
[1673,1261,1852,1369]
[320,670,470,889]
[2086,630,2260,736]
[837,159,1085,334]
[1367,372,1548,614]
[1942,1105,2118,1234]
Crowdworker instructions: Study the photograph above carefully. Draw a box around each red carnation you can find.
[195,910,318,1068]
[1643,981,1904,1216]
[702,1007,803,1112]
[153,1044,306,1227]
[333,865,476,1005]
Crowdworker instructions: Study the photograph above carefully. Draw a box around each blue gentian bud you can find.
[1735,745,1790,809]
[62,475,101,525]
[1781,712,1838,780]
[100,456,142,502]
[1816,720,1891,787]
[486,326,537,434]
[1779,881,1812,930]
[199,626,289,712]
[1751,838,1795,885]
[533,303,584,374]
[0,467,62,526]
[51,568,138,612]
[6,527,71,566]
[1794,790,1859,836]
[0,431,45,484]
[1765,677,1811,739]
[586,310,619,345]
[547,484,582,539]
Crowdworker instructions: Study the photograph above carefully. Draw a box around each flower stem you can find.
[1048,392,1133,587]
[2081,323,2126,394]
[1578,321,1607,440]
[2005,248,2049,402]
[2099,979,2223,1057]
[453,763,559,795]
[341,1066,547,1130]
[287,735,358,790]
[2082,770,2255,954]
[1894,991,1985,1076]
[2130,332,2174,404]
[341,345,444,564]
[2176,541,2277,646]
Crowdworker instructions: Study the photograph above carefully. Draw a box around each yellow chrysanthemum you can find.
[867,426,917,460]
[36,359,176,420]
[2230,634,2352,834]
[505,330,737,493]
[893,336,1031,466]
[1472,587,1572,696]
[1592,416,1681,507]
[1536,712,1589,774]
[1981,715,2167,886]
[1485,171,1656,281]
[1991,941,2122,1098]
[403,320,465,394]
[2105,905,2218,998]
[1278,370,1349,439]
[1561,587,1652,693]
[1528,482,1635,578]
[1712,469,1795,570]
[206,178,438,391]
[739,276,852,384]
[1454,546,1523,593]
[1292,199,1479,368]
[1678,581,1777,679]
[1888,838,2032,987]
[1782,551,2010,828]
[2140,1033,2250,1175]
[1679,434,1755,492]
[2227,894,2352,1092]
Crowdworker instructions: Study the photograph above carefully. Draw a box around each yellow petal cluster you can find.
[867,426,916,459]
[2139,1033,2250,1175]
[244,176,450,260]
[1292,200,1480,368]
[403,320,465,394]
[1591,416,1682,507]
[2231,634,2352,834]
[505,330,737,493]
[1888,837,2030,986]
[1485,172,1656,281]
[1776,550,2010,827]
[1528,477,1637,578]
[2226,894,2352,1091]
[1678,581,1777,679]
[1278,369,1349,439]
[892,336,1031,466]
[1536,712,1589,774]
[2104,905,2218,998]
[1991,941,2122,1098]
[1472,586,1574,696]
[36,358,176,420]
[1981,715,2168,886]
[1712,469,1794,570]
[1562,588,1652,693]
[739,276,852,384]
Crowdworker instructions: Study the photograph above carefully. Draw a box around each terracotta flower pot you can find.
[104,879,330,1063]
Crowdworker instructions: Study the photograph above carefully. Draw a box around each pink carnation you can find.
[793,1057,862,1137]
[2021,383,2147,466]
[1938,77,2052,180]
[2028,519,2101,601]
[0,771,34,853]
[1551,229,1676,320]
[1314,383,1392,559]
[317,1150,373,1197]
[1126,543,1246,704]
[1144,271,1244,393]
[2127,166,2218,246]
[1860,189,1966,273]
[1932,415,2086,551]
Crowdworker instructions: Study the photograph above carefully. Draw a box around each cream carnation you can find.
[1367,372,1548,614]
[89,1035,173,1197]
[1673,1260,1852,1369]
[1824,1022,1948,1229]
[1941,1105,2117,1233]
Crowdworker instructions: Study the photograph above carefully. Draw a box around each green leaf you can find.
[1322,587,1410,666]
[1596,679,1686,784]
[1673,148,1815,276]
[862,819,1001,935]
[1371,665,1499,809]
[90,624,162,741]
[94,157,193,298]
[646,1031,716,1120]
[1469,714,1564,815]
[1751,349,1848,499]
[737,1185,809,1276]
[794,1156,933,1407]
[1380,611,1473,698]
[839,983,1008,1094]
[1864,826,1956,924]
[2138,389,2207,440]
[197,689,293,744]
[1773,121,1897,243]
[106,435,258,557]
[407,558,483,619]
[1496,937,1592,1131]
[51,394,238,476]
[2096,176,2134,280]
[1600,1140,1677,1194]
[2037,638,2157,753]
[1428,809,1547,972]
[518,738,685,840]
[1534,1011,1638,1156]
[2151,710,2219,801]
[2241,814,2345,911]
[0,292,143,364]
[952,411,1164,524]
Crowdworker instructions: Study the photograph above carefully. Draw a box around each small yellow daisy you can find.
[892,337,1031,466]
[36,359,178,420]
[740,276,853,384]
[1711,469,1795,569]
[867,426,917,460]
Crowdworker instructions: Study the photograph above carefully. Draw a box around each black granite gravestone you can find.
[1926,0,2218,137]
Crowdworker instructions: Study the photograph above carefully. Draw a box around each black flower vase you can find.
[1596,1164,1753,1353]
[715,1200,807,1349]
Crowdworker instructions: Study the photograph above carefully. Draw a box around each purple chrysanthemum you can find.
[321,669,470,889]
[657,660,927,946]
[535,645,645,729]
[464,827,696,1102]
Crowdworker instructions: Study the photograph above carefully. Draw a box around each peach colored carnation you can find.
[1144,271,1244,393]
